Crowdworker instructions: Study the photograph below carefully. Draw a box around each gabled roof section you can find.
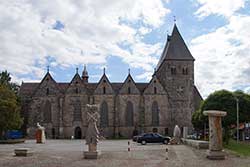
[156,24,194,70]
[94,73,114,95]
[143,75,166,95]
[66,73,87,94]
[119,74,140,95]
[33,72,61,96]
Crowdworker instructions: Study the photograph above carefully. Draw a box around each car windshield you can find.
[153,133,162,137]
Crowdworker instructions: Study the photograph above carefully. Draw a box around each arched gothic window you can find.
[152,101,159,126]
[73,99,82,121]
[43,100,51,122]
[126,101,134,126]
[100,101,109,127]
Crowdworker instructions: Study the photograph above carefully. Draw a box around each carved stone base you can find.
[84,151,100,159]
[206,150,226,160]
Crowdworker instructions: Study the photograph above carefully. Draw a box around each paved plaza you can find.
[0,140,250,167]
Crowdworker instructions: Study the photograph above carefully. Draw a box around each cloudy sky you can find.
[0,0,250,97]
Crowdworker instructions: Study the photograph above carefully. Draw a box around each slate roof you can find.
[20,82,149,96]
[156,24,194,70]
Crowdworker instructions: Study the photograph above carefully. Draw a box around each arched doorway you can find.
[74,127,82,139]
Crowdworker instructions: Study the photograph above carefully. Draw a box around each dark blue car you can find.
[5,130,23,139]
[136,133,170,145]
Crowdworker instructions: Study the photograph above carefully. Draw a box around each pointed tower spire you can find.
[103,67,106,74]
[173,15,176,23]
[47,65,50,73]
[76,67,79,74]
[82,64,89,83]
[155,24,194,71]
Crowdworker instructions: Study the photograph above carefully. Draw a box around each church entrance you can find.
[74,127,82,139]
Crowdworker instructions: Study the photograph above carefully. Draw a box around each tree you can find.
[192,89,250,144]
[0,84,23,139]
[0,70,20,94]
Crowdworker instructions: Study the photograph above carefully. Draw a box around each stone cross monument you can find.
[204,110,227,160]
[84,104,100,159]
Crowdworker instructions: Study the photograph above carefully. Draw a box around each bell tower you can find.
[155,24,195,130]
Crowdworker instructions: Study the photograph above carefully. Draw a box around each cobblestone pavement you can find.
[0,140,250,167]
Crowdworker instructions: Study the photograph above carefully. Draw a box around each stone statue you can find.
[36,122,46,143]
[86,104,100,145]
[84,104,100,159]
[170,125,181,144]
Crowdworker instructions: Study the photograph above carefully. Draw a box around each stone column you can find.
[183,127,188,139]
[204,110,227,160]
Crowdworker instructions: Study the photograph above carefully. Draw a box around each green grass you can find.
[224,139,250,156]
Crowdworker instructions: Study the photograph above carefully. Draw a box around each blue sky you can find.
[1,0,250,97]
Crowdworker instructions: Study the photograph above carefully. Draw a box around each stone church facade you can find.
[19,24,203,139]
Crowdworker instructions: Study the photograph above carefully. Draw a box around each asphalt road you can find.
[0,139,250,167]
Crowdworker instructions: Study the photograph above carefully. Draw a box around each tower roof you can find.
[82,65,88,77]
[156,24,194,70]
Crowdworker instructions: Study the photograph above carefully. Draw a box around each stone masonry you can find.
[19,24,203,139]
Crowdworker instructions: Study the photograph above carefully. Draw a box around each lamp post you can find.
[236,98,239,143]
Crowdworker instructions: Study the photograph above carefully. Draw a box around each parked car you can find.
[5,130,23,139]
[136,133,171,145]
[133,133,145,142]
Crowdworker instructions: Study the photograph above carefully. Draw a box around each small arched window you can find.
[75,88,79,94]
[171,66,176,75]
[182,67,188,75]
[103,87,106,94]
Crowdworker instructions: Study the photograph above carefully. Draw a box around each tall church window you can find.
[128,87,131,94]
[46,88,49,95]
[126,101,134,126]
[152,101,159,126]
[73,99,81,121]
[100,101,109,127]
[103,87,106,94]
[154,87,157,94]
[43,100,52,122]
[75,88,79,94]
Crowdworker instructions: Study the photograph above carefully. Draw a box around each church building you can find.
[19,24,203,139]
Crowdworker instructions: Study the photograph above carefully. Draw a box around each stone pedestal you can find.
[84,143,100,159]
[14,148,33,156]
[204,110,227,160]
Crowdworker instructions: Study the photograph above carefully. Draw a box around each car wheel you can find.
[141,140,146,145]
[163,139,168,144]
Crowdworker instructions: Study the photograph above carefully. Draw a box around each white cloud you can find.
[0,0,170,83]
[191,15,250,97]
[195,0,246,18]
